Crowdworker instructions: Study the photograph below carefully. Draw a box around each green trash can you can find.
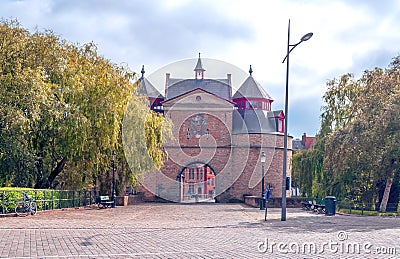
[325,196,336,216]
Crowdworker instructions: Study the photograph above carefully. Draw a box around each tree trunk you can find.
[379,177,393,212]
[48,157,66,188]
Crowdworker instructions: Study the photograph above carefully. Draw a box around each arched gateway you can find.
[136,55,292,203]
[177,163,216,202]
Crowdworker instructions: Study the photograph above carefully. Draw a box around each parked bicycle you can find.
[14,192,37,216]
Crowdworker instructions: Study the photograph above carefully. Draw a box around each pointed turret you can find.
[137,65,164,112]
[232,65,284,134]
[233,66,273,111]
[194,53,205,79]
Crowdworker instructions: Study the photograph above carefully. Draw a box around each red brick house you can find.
[137,55,292,202]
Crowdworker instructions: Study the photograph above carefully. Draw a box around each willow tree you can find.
[292,139,326,198]
[322,57,400,210]
[0,19,171,191]
[122,95,173,188]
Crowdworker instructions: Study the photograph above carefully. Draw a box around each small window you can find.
[278,119,284,132]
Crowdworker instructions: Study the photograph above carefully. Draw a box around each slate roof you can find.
[167,78,184,86]
[233,75,272,100]
[232,109,278,134]
[292,139,305,150]
[137,77,163,99]
[166,79,231,101]
[162,88,235,106]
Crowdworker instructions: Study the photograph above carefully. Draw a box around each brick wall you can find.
[138,90,293,202]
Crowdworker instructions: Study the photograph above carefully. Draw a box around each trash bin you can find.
[325,196,336,216]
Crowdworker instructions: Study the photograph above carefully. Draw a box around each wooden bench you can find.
[301,198,313,211]
[95,196,114,209]
[301,198,326,214]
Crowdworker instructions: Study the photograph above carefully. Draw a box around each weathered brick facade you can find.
[137,56,291,202]
[138,88,292,202]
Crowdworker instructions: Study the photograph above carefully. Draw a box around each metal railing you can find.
[0,189,98,215]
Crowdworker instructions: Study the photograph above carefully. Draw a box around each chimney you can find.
[165,73,170,98]
[227,74,232,99]
[302,133,306,147]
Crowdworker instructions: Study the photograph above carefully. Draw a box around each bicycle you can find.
[14,192,37,216]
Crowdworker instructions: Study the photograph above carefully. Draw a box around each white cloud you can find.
[1,0,400,137]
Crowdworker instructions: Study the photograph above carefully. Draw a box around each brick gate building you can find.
[137,55,292,202]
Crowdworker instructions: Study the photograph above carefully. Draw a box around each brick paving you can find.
[0,203,399,258]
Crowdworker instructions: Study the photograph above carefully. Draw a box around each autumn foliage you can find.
[0,19,171,193]
[293,56,400,210]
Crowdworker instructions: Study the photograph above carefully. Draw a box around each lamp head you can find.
[261,151,266,163]
[301,32,313,42]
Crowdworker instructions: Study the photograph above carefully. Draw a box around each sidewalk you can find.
[0,203,399,258]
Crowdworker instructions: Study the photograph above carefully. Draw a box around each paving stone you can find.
[0,204,399,258]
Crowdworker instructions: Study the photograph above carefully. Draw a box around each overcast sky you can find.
[2,0,400,138]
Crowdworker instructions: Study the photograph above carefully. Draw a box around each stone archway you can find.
[177,162,216,203]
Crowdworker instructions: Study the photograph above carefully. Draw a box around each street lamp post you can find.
[112,151,116,208]
[281,19,313,221]
[260,151,267,210]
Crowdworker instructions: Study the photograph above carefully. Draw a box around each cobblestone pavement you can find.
[0,203,400,259]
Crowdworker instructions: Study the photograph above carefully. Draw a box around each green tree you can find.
[294,56,400,211]
[322,57,400,209]
[0,19,171,192]
[292,137,326,197]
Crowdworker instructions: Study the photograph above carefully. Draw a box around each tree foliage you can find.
[293,56,400,208]
[122,95,173,187]
[323,57,400,205]
[0,19,171,192]
[292,139,326,198]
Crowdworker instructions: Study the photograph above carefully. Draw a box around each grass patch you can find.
[338,208,399,217]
